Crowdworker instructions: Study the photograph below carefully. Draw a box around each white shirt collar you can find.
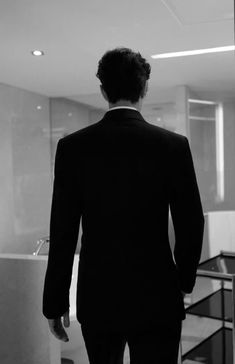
[108,106,138,112]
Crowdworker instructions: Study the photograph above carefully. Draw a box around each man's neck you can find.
[108,99,142,112]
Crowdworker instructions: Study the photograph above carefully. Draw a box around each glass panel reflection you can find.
[183,328,232,364]
[199,256,235,274]
[188,99,224,206]
[187,289,232,322]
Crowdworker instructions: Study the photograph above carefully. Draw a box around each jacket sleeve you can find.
[42,138,83,319]
[169,136,204,293]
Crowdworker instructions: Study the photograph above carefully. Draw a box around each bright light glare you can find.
[215,103,224,202]
[32,50,44,56]
[151,45,235,59]
[189,99,217,105]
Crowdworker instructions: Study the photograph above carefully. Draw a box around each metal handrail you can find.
[33,237,49,256]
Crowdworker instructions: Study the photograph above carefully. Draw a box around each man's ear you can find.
[144,81,148,97]
[100,85,108,101]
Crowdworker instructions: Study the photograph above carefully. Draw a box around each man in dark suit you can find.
[43,47,204,364]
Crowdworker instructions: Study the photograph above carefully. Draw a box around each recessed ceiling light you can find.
[37,105,42,110]
[31,50,44,56]
[151,45,235,59]
[68,112,73,117]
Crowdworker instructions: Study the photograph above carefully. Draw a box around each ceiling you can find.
[0,0,234,110]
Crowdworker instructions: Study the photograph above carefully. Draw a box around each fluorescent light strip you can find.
[215,103,224,201]
[189,99,217,105]
[189,116,215,121]
[151,45,235,59]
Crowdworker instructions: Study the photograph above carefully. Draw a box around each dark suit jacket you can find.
[43,108,204,331]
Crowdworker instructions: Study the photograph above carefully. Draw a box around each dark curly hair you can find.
[96,47,151,104]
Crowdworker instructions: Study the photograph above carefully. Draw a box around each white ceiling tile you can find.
[162,0,234,25]
[0,0,234,104]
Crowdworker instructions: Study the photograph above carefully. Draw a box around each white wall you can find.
[0,87,103,255]
[0,84,51,254]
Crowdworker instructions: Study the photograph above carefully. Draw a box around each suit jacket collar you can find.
[100,108,147,126]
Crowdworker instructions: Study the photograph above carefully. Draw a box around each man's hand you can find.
[48,309,70,342]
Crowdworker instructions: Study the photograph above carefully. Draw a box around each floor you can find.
[61,278,229,364]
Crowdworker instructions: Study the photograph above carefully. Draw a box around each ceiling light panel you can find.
[151,45,235,59]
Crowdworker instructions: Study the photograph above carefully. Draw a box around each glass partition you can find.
[188,99,224,205]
